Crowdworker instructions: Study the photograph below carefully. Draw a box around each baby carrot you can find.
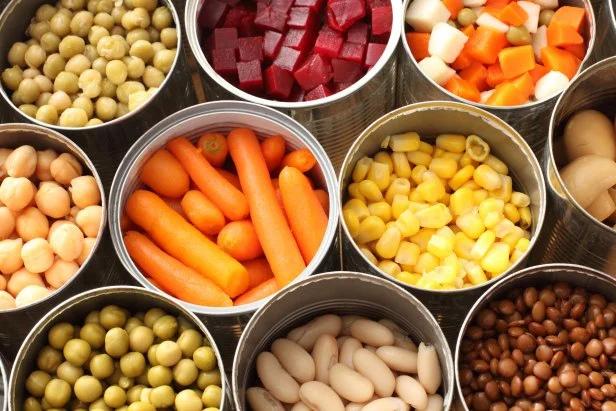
[126,190,249,297]
[244,258,275,289]
[279,166,329,264]
[140,149,190,198]
[233,278,279,306]
[181,190,226,235]
[280,148,317,173]
[146,277,168,293]
[124,231,233,307]
[227,128,306,287]
[198,132,228,167]
[167,137,249,221]
[261,135,286,172]
[313,189,330,215]
[216,168,243,192]
[217,220,264,261]
[162,196,184,215]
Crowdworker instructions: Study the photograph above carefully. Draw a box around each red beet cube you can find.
[198,0,229,29]
[213,28,238,50]
[332,58,362,83]
[371,5,392,35]
[273,46,304,71]
[365,42,386,68]
[283,28,314,51]
[254,3,288,32]
[334,81,354,92]
[339,42,365,63]
[326,0,366,32]
[304,84,333,101]
[366,0,388,13]
[264,65,295,98]
[294,0,325,12]
[288,86,306,101]
[238,37,264,61]
[314,28,344,58]
[293,54,333,91]
[263,30,284,60]
[239,15,259,37]
[223,7,252,28]
[237,60,263,90]
[272,0,295,12]
[212,48,237,75]
[346,22,369,44]
[287,7,315,28]
[220,0,241,4]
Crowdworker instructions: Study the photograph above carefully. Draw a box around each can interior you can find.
[0,356,6,411]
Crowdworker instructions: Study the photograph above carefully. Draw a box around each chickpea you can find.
[0,291,16,309]
[57,8,74,18]
[132,0,157,11]
[16,207,50,242]
[116,81,144,104]
[17,78,41,104]
[49,221,84,261]
[124,56,145,79]
[0,147,11,174]
[94,12,115,30]
[50,12,71,37]
[0,207,15,240]
[90,57,107,76]
[8,42,28,67]
[69,175,100,208]
[49,90,72,113]
[77,68,102,99]
[105,59,127,85]
[101,77,117,97]
[53,71,79,94]
[111,25,126,36]
[76,237,96,265]
[22,238,55,273]
[36,91,52,106]
[43,53,67,79]
[36,4,58,22]
[5,145,37,178]
[0,177,35,212]
[83,44,98,61]
[116,102,129,118]
[36,104,59,124]
[25,39,38,47]
[65,54,91,75]
[2,66,24,91]
[7,267,43,296]
[75,205,102,237]
[152,49,174,74]
[95,96,117,121]
[111,5,127,25]
[52,153,82,184]
[126,28,149,46]
[28,21,51,42]
[59,107,88,127]
[24,44,47,69]
[151,41,165,53]
[0,238,24,275]
[129,39,154,62]
[127,90,149,111]
[33,75,53,93]
[16,284,51,307]
[96,0,113,13]
[88,25,110,46]
[97,35,126,59]
[40,32,61,53]
[35,149,58,181]
[35,181,70,218]
[70,10,94,37]
[86,118,103,126]
[148,27,160,43]
[62,0,85,10]
[45,259,79,288]
[23,68,41,79]
[48,220,71,239]
[11,90,24,106]
[152,7,172,30]
[20,104,39,118]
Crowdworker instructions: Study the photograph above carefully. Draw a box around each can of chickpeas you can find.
[232,271,455,410]
[397,0,596,155]
[339,101,546,347]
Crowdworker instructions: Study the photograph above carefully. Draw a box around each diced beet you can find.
[334,81,354,92]
[304,84,333,101]
[219,0,241,4]
[293,54,333,91]
[370,32,390,44]
[331,58,362,83]
[254,2,288,32]
[264,65,295,98]
[198,0,229,29]
[273,46,304,71]
[212,48,237,75]
[288,86,305,101]
[272,0,295,12]
[339,42,365,63]
[346,22,369,44]
[263,30,284,60]
[294,0,325,12]
[287,7,315,28]
[366,0,388,13]
[326,0,366,32]
[238,37,264,61]
[283,28,314,51]
[213,28,238,50]
[239,15,260,36]
[314,28,343,58]
[371,5,392,35]
[364,42,386,68]
[222,7,253,28]
[237,60,263,90]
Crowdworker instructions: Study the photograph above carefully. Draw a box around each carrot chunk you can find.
[508,72,534,100]
[547,22,584,47]
[550,6,586,32]
[485,82,526,106]
[442,0,464,18]
[541,46,581,79]
[562,43,586,60]
[498,45,536,79]
[459,61,489,92]
[528,63,549,84]
[406,32,431,61]
[466,27,509,65]
[445,76,481,102]
[486,62,506,88]
[497,2,528,26]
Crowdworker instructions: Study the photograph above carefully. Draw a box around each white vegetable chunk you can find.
[534,0,559,10]
[518,1,541,33]
[476,13,509,33]
[533,25,548,63]
[428,23,469,64]
[405,0,451,32]
[535,71,569,100]
[463,0,487,8]
[418,56,457,86]
[480,89,495,104]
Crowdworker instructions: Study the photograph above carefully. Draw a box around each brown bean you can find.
[548,376,563,393]
[586,339,604,357]
[560,370,578,388]
[603,337,616,355]
[532,361,551,380]
[535,345,553,362]
[570,342,586,361]
[497,358,516,378]
[523,375,540,395]
[517,334,536,353]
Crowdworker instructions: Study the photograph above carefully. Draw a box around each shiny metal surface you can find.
[232,271,455,410]
[0,355,6,411]
[184,0,402,171]
[397,0,596,156]
[8,286,228,411]
[339,101,546,346]
[592,0,616,61]
[454,263,616,410]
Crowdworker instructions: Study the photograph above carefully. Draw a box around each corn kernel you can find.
[494,218,516,238]
[433,147,445,158]
[367,161,390,191]
[415,203,452,229]
[410,228,436,252]
[510,249,525,264]
[378,260,401,276]
[395,241,420,266]
[389,173,398,186]
[489,261,511,277]
[392,194,410,219]
[504,203,520,224]
[471,230,496,259]
[519,206,532,229]
[502,226,524,249]
[396,209,421,237]
[352,156,373,183]
[374,151,393,173]
[442,253,461,275]
[343,209,361,238]
[390,152,412,179]
[465,134,490,162]
[483,154,509,175]
[459,153,478,168]
[358,180,383,202]
[376,225,402,259]
[401,264,415,272]
[343,199,370,220]
[408,201,430,213]
[417,277,440,289]
[480,243,510,274]
[368,240,378,254]
[441,152,463,163]
[436,134,466,153]
[511,192,531,208]
[473,189,489,203]
[429,157,458,179]
[454,232,475,260]
[474,164,502,191]
[397,271,421,285]
[418,141,434,155]
[385,178,411,204]
[407,151,432,167]
[490,175,512,202]
[479,198,505,219]
[380,136,390,148]
[448,165,475,191]
[427,234,453,258]
[414,252,439,274]
[359,247,378,265]
[411,165,427,185]
[515,237,530,252]
[450,187,475,216]
[484,211,501,229]
[436,226,455,241]
[465,261,487,285]
[456,212,485,239]
[441,194,451,207]
[408,188,423,202]
[368,201,392,222]
[348,183,366,202]
[390,132,420,152]
[416,179,446,203]
[355,215,386,244]
[425,265,456,285]
[461,181,482,191]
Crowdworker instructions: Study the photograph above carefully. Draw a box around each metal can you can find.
[538,57,616,276]
[184,0,402,171]
[339,101,547,346]
[0,354,6,411]
[109,100,340,366]
[232,271,455,410]
[0,123,106,355]
[7,285,229,410]
[454,263,616,410]
[397,0,596,155]
[592,0,616,61]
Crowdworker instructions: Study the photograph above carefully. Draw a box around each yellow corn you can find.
[374,151,393,173]
[359,247,378,265]
[494,218,516,238]
[385,221,397,230]
[489,261,511,277]
[504,203,520,224]
[352,156,373,183]
[395,241,420,266]
[448,165,475,191]
[471,230,496,260]
[519,206,532,229]
[456,212,485,239]
[427,234,453,258]
[442,252,461,275]
[355,216,386,244]
[416,179,446,203]
[407,151,432,167]
[474,164,502,191]
[436,226,455,241]
[480,242,510,274]
[479,198,505,219]
[473,189,489,203]
[391,152,412,179]
[396,209,420,237]
[511,192,531,208]
[417,277,441,290]
[441,152,463,163]
[465,261,488,285]
[413,252,440,274]
[389,132,420,152]
[343,209,361,238]
[397,271,421,285]
[465,135,490,162]
[408,201,430,213]
[415,203,452,229]
[502,226,524,249]
[410,228,436,252]
[368,201,392,222]
[510,249,525,264]
[433,147,445,158]
[483,154,509,175]
[484,212,501,229]
[378,260,401,276]
[411,165,427,185]
[418,141,434,155]
[385,178,411,204]
[358,180,383,202]
[459,153,478,168]
[450,187,475,216]
[425,265,456,286]
[454,232,475,260]
[348,183,366,202]
[389,173,398,186]
[375,225,402,259]
[367,161,390,191]
[489,175,512,202]
[409,189,424,203]
[368,240,379,254]
[392,194,410,219]
[436,134,466,153]
[343,199,370,220]
[516,237,530,252]
[429,157,458,179]
[441,194,452,208]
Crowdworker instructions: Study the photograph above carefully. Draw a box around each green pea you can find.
[457,8,477,27]
[539,9,555,27]
[506,26,532,46]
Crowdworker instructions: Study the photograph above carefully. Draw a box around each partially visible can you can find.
[591,0,616,61]
[184,0,402,171]
[339,101,546,346]
[397,0,596,155]
[232,271,455,410]
[0,354,6,411]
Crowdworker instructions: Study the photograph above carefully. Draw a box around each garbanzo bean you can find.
[129,39,154,62]
[83,44,98,61]
[23,68,41,79]
[28,21,51,42]
[50,152,82,185]
[50,12,71,37]
[2,66,24,90]
[25,45,47,68]
[94,12,115,30]
[70,10,94,37]
[36,4,57,22]
[125,56,145,79]
[65,54,91,75]
[95,96,117,120]
[43,53,66,79]
[36,91,52,106]
[49,221,84,260]
[34,74,53,92]
[17,78,41,104]
[106,59,127,85]
[152,49,174,73]
[142,65,163,88]
[5,144,37,178]
[36,149,57,181]
[0,207,15,240]
[72,96,94,118]
[21,238,54,273]
[7,267,44,296]
[8,42,28,66]
[88,25,110,46]
[59,35,85,58]
[151,7,172,30]
[53,71,79,94]
[35,181,70,218]
[148,26,160,42]
[58,107,88,127]
[160,28,176,49]
[126,28,149,45]
[19,104,38,117]
[101,77,116,97]
[44,259,79,288]
[0,177,35,212]
[16,207,50,241]
[48,91,72,113]
[96,35,125,59]
[40,32,61,53]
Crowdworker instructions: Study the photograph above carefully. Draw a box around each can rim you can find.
[0,122,107,314]
[109,100,340,316]
[184,0,402,109]
[0,0,182,131]
[399,0,597,110]
[611,0,616,31]
[338,100,547,294]
[0,354,7,411]
[453,263,616,410]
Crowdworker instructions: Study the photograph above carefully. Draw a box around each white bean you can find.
[290,402,311,411]
[345,403,368,411]
[376,346,418,373]
[340,315,365,336]
[395,375,428,409]
[425,394,444,411]
[336,336,349,349]
[289,314,342,350]
[312,334,338,385]
[299,381,344,411]
[393,330,417,352]
[378,319,407,335]
[256,352,300,404]
[271,338,315,384]
[417,343,441,395]
[365,345,377,353]
[246,387,285,411]
[360,397,410,411]
[287,324,306,342]
[352,348,395,397]
[339,337,362,370]
[350,319,394,347]
[329,363,374,403]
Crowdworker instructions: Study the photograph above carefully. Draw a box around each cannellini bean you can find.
[50,152,82,185]
[395,375,428,409]
[393,330,418,352]
[312,334,338,385]
[35,181,71,218]
[0,238,24,275]
[360,397,410,411]
[44,259,79,288]
[76,237,96,266]
[563,110,616,162]
[365,345,377,353]
[271,338,315,383]
[15,284,51,307]
[0,177,35,211]
[345,403,368,411]
[353,348,395,397]
[350,319,395,347]
[36,149,58,181]
[425,394,445,411]
[586,191,616,222]
[49,222,84,261]
[256,351,300,403]
[337,336,350,348]
[75,205,102,237]
[288,314,342,350]
[287,324,306,341]
[0,207,15,240]
[21,238,54,273]
[339,337,362,369]
[70,175,101,208]
[245,387,285,411]
[340,315,365,336]
[559,155,616,208]
[376,346,418,373]
[7,267,44,296]
[298,381,344,411]
[5,145,37,178]
[329,363,374,403]
[378,319,407,335]
[290,402,311,411]
[15,207,50,241]
[0,290,16,309]
[417,343,441,395]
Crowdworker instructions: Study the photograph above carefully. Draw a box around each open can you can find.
[339,101,546,346]
[592,0,616,61]
[0,354,6,411]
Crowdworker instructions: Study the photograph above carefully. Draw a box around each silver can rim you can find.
[0,0,182,131]
[0,122,107,314]
[184,0,403,109]
[399,0,597,111]
[612,0,616,32]
[109,100,340,316]
[453,263,616,410]
[338,100,547,294]
[0,354,7,411]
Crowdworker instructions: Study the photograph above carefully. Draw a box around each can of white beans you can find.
[232,271,455,410]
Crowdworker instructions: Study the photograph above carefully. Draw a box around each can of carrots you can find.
[109,100,340,366]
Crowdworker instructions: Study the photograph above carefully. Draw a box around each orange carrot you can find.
[562,43,586,60]
[163,196,184,216]
[227,128,306,286]
[124,231,233,306]
[279,166,329,264]
[486,63,506,88]
[550,6,586,31]
[217,220,264,261]
[466,27,509,65]
[244,258,275,289]
[167,137,249,221]
[198,132,228,167]
[442,0,463,18]
[126,190,249,297]
[234,278,279,306]
[459,61,489,92]
[485,82,526,106]
[121,212,136,232]
[181,190,226,235]
[528,63,549,84]
[406,32,431,61]
[216,168,243,192]
[260,135,287,172]
[497,2,528,26]
[271,178,280,189]
[146,277,169,293]
[547,22,584,47]
[314,189,330,215]
[461,25,476,37]
[451,50,474,71]
[275,187,286,215]
[508,72,534,100]
[140,149,190,199]
[280,148,317,173]
[445,76,481,102]
[483,3,507,16]
[540,46,581,79]
[498,45,535,79]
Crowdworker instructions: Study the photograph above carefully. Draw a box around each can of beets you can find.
[185,0,402,171]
